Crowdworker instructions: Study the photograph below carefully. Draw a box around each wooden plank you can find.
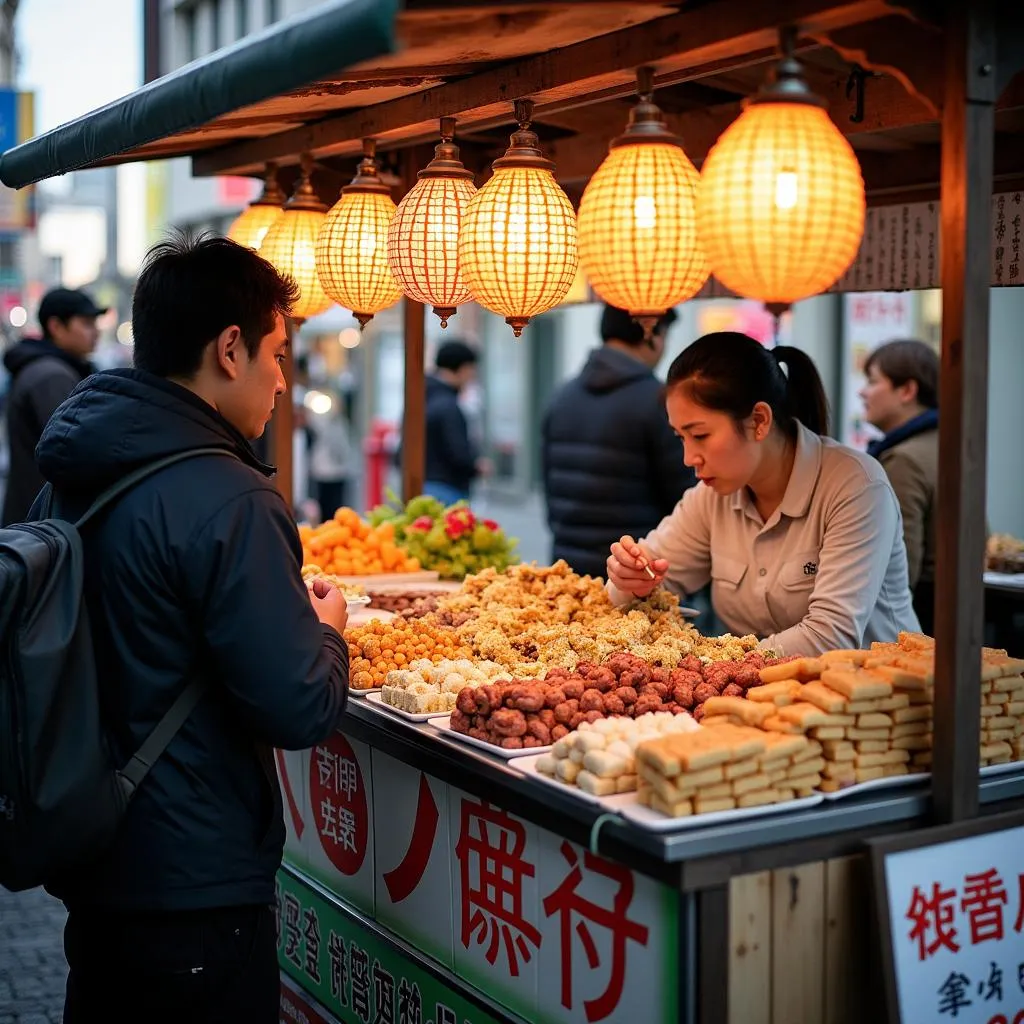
[932,0,996,824]
[728,872,772,1024]
[192,0,895,175]
[770,863,826,1024]
[822,856,869,1024]
[698,885,730,1024]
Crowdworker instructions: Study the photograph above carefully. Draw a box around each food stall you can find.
[4,2,1024,1021]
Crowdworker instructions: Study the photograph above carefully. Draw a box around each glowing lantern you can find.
[259,155,334,321]
[458,99,578,337]
[316,139,401,329]
[577,68,709,338]
[386,118,478,328]
[696,29,865,303]
[226,162,286,252]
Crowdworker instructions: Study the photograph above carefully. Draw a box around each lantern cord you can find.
[636,65,655,101]
[513,98,534,129]
[846,65,867,124]
[439,116,456,143]
[778,24,798,60]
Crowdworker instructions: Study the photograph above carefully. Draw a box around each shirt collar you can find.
[729,421,822,521]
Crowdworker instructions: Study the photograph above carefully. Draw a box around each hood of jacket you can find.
[579,346,655,395]
[36,367,272,492]
[3,336,95,379]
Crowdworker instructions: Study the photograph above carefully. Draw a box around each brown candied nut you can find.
[527,719,552,745]
[735,665,761,690]
[471,713,488,730]
[545,667,571,681]
[500,736,525,750]
[522,735,543,749]
[560,679,585,701]
[634,695,663,717]
[510,684,545,713]
[569,712,586,729]
[579,688,605,713]
[618,669,644,691]
[456,689,478,715]
[743,652,767,670]
[468,727,491,741]
[665,702,682,715]
[644,681,670,700]
[649,666,669,684]
[582,709,603,724]
[537,708,557,728]
[614,686,639,706]
[602,653,635,678]
[694,681,719,704]
[475,684,499,713]
[551,724,570,741]
[692,702,706,722]
[450,708,472,732]
[575,661,599,679]
[679,655,703,674]
[553,699,580,725]
[672,683,695,709]
[491,708,528,737]
[722,682,745,698]
[543,686,567,709]
[602,694,626,716]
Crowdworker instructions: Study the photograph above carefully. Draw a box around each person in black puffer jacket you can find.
[542,305,695,579]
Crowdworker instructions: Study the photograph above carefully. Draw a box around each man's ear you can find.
[214,326,245,380]
[897,378,919,405]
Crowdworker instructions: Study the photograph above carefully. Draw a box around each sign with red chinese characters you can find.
[873,816,1024,1024]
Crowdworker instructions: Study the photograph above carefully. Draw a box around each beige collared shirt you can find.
[609,423,921,656]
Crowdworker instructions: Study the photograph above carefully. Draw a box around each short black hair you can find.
[435,340,478,372]
[600,304,679,346]
[864,339,939,409]
[132,229,299,378]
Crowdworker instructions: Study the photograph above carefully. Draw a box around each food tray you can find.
[343,595,372,607]
[517,753,607,806]
[616,791,824,832]
[333,571,442,585]
[821,772,929,801]
[364,692,451,722]
[427,716,552,759]
[349,687,382,697]
[980,759,1024,778]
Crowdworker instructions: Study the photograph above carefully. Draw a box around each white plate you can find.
[821,772,929,801]
[678,606,700,618]
[616,791,824,832]
[517,753,606,805]
[427,716,553,759]
[344,595,372,607]
[980,760,1024,778]
[364,691,451,722]
[349,687,382,698]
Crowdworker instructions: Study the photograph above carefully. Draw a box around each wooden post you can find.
[273,316,296,510]
[401,297,427,501]
[932,1,996,824]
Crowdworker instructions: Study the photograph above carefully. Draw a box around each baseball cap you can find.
[38,288,109,333]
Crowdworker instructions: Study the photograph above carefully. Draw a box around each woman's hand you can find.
[606,535,669,597]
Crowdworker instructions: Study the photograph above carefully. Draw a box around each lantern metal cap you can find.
[418,118,476,181]
[491,99,555,172]
[252,162,287,207]
[285,154,329,212]
[342,139,393,196]
[747,27,826,109]
[610,67,684,149]
[433,306,457,328]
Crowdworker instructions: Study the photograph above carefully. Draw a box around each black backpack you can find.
[0,447,231,891]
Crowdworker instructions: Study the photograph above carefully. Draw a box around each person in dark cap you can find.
[2,287,106,524]
[421,339,484,504]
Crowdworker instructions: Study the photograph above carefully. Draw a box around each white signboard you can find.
[878,821,1024,1024]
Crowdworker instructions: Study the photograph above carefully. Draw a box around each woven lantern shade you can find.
[458,100,578,337]
[696,30,865,303]
[316,139,401,329]
[227,162,286,252]
[578,69,708,337]
[259,155,334,321]
[387,118,477,328]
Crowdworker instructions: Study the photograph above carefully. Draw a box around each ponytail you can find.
[665,332,830,438]
[771,346,830,436]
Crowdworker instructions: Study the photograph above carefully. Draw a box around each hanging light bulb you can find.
[386,118,478,328]
[577,67,709,338]
[458,99,579,337]
[259,154,334,320]
[315,138,402,329]
[696,27,866,303]
[227,162,286,252]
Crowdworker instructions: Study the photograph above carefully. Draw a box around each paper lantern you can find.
[227,162,286,252]
[316,139,401,328]
[259,156,334,321]
[578,69,709,337]
[459,100,578,337]
[697,36,865,303]
[387,118,477,328]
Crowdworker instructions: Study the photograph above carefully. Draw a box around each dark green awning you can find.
[0,0,398,188]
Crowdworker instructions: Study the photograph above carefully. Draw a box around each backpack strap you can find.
[75,447,238,530]
[117,678,207,798]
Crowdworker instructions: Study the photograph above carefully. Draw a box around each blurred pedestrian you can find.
[1,288,105,525]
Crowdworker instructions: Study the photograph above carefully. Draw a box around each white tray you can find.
[517,753,606,805]
[980,759,1024,778]
[821,772,929,801]
[616,791,824,832]
[365,691,451,722]
[427,716,552,759]
[349,687,382,697]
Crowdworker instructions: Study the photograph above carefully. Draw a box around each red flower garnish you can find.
[482,519,500,531]
[410,516,434,531]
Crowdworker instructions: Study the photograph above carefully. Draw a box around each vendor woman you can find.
[606,332,920,656]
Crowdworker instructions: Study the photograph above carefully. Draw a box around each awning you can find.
[0,0,398,189]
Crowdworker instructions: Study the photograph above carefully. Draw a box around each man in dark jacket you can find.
[32,234,349,1024]
[423,339,482,504]
[1,287,105,525]
[542,304,694,579]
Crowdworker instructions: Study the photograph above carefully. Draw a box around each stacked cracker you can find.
[536,712,699,797]
[634,710,823,817]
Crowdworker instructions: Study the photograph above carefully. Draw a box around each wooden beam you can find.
[932,0,996,825]
[192,0,895,176]
[274,318,297,510]
[400,151,427,503]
